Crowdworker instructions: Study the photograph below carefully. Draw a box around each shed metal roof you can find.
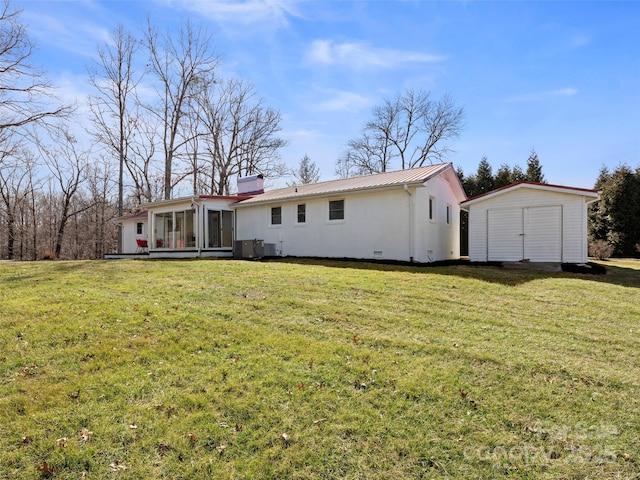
[460,181,599,209]
[235,163,460,206]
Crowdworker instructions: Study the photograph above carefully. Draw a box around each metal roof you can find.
[235,163,457,206]
[460,181,599,208]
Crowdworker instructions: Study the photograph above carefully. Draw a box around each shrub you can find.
[41,250,57,260]
[589,240,614,260]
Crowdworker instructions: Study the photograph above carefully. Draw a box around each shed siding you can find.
[524,205,562,262]
[468,188,590,263]
[487,208,523,261]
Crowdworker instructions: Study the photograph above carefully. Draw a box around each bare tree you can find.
[0,133,29,259]
[84,159,118,258]
[118,113,164,205]
[88,24,141,252]
[337,89,464,176]
[36,125,91,258]
[0,1,69,133]
[336,133,391,178]
[143,18,221,199]
[195,78,287,195]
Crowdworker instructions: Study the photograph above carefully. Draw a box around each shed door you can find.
[487,205,563,262]
[487,208,523,261]
[524,205,562,262]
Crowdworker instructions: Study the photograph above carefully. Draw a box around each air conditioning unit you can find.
[234,239,265,259]
[263,243,277,257]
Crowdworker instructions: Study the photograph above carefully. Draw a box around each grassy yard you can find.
[0,258,639,479]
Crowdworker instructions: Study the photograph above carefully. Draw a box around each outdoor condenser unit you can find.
[234,239,265,259]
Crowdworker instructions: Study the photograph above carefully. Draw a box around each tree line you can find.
[0,2,288,260]
[456,150,546,198]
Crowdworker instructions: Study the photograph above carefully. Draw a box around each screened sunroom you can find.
[145,196,239,258]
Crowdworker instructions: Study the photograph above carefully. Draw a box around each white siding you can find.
[413,175,461,262]
[467,188,591,263]
[488,208,523,261]
[524,205,562,262]
[236,174,461,263]
[236,188,413,261]
[121,217,148,254]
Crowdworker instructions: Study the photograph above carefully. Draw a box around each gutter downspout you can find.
[403,184,414,262]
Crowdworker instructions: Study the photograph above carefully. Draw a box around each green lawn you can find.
[1,258,639,479]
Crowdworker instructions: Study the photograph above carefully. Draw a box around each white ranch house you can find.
[113,164,599,265]
[461,182,599,264]
[234,163,466,263]
[114,164,465,262]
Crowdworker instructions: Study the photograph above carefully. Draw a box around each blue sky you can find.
[15,0,640,189]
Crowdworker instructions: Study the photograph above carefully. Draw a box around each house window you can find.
[136,222,143,235]
[446,204,451,225]
[329,200,344,221]
[297,204,306,224]
[271,206,282,225]
[429,196,435,221]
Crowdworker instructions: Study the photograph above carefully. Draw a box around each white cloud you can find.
[306,39,446,70]
[166,0,302,28]
[312,88,373,112]
[507,87,578,102]
[22,9,111,60]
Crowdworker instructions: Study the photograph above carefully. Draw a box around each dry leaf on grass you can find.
[36,461,55,475]
[78,428,93,443]
[109,461,127,471]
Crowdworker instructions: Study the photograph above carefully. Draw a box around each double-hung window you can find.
[271,206,282,225]
[297,204,306,224]
[329,200,344,221]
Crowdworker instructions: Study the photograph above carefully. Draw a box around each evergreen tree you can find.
[511,164,526,182]
[494,163,514,189]
[589,165,640,256]
[456,165,474,198]
[474,156,494,196]
[588,166,612,244]
[525,149,546,183]
[289,154,320,185]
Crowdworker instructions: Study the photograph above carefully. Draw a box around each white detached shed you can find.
[461,182,599,264]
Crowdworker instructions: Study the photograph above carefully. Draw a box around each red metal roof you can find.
[116,210,148,221]
[461,181,599,206]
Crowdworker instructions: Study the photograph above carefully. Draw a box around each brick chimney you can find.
[237,174,264,195]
